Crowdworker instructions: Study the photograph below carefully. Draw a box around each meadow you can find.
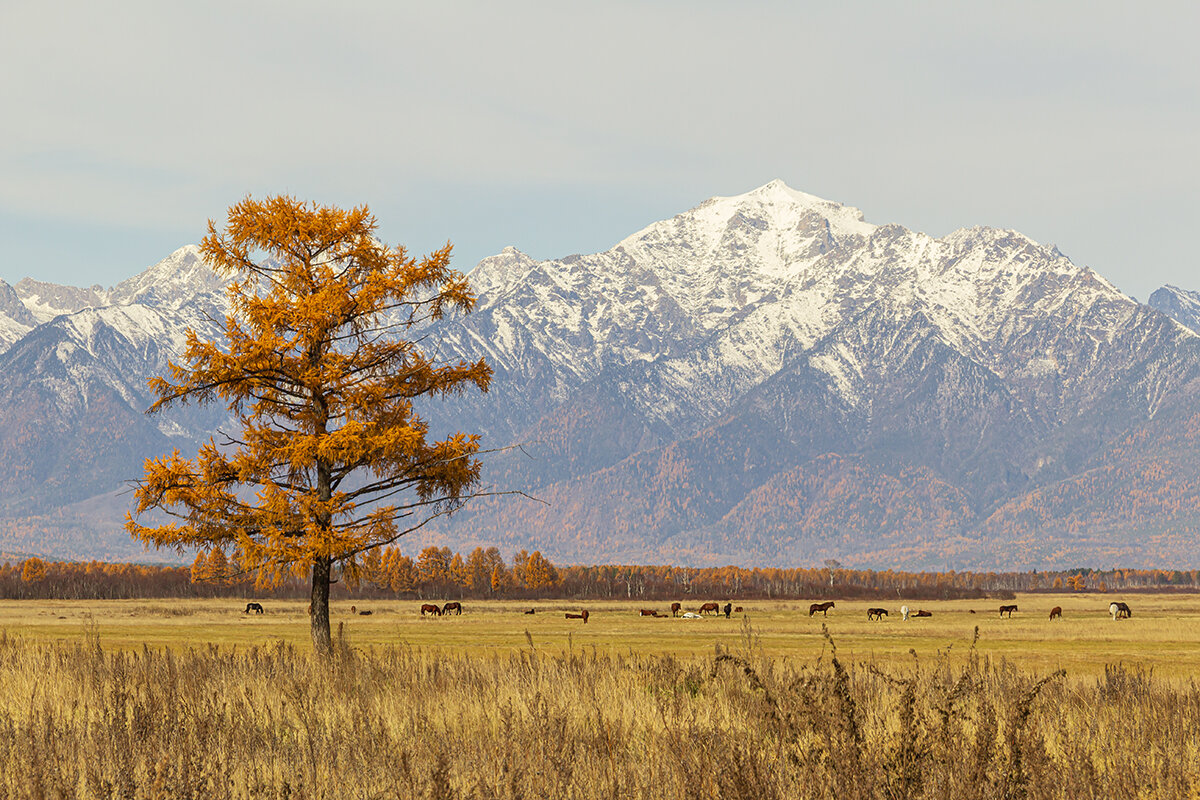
[3,593,1199,676]
[0,594,1198,798]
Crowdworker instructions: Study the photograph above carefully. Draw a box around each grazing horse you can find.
[244,602,264,615]
[734,606,743,613]
[809,601,835,617]
[999,604,1018,618]
[420,603,442,616]
[639,609,657,616]
[867,607,888,620]
[442,602,462,616]
[1110,601,1132,620]
[901,605,910,621]
[723,602,732,618]
[699,602,721,615]
[914,610,933,618]
[670,602,682,617]
[1049,606,1063,620]
[565,610,589,624]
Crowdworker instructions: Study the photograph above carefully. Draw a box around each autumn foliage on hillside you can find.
[3,551,1199,601]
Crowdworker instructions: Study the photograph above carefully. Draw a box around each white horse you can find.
[901,605,910,621]
[1110,602,1119,621]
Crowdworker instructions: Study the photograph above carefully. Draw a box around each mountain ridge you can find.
[3,181,1200,568]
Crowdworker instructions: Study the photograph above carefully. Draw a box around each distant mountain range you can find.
[3,181,1200,568]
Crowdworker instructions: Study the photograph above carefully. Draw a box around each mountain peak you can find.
[708,179,877,239]
[1149,284,1200,335]
[109,245,226,308]
[467,246,537,298]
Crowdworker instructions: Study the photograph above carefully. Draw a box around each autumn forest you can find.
[4,548,1198,602]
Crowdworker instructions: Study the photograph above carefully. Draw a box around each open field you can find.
[1,594,1199,797]
[2,592,1199,677]
[0,607,1198,798]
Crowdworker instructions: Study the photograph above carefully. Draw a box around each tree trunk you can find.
[311,554,333,654]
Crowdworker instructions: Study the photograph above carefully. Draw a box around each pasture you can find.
[1,593,1199,798]
[2,592,1199,677]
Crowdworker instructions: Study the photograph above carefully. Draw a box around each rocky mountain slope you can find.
[3,185,1200,567]
[1149,285,1200,335]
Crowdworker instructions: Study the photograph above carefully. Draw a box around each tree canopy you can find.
[126,196,492,652]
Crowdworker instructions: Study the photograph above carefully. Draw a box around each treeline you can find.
[3,548,1200,601]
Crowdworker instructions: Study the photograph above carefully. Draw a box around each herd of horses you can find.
[238,599,1138,622]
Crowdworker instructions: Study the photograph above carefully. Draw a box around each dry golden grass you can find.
[0,616,1198,799]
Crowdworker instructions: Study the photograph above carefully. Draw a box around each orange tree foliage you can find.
[2,556,1199,601]
[125,196,492,653]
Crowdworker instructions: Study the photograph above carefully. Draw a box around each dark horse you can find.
[866,607,888,620]
[914,610,933,617]
[420,603,442,616]
[699,602,721,615]
[723,602,732,618]
[1110,601,1132,620]
[639,609,657,616]
[809,601,835,617]
[442,602,462,615]
[999,604,1018,618]
[1049,606,1063,620]
[244,602,264,615]
[565,610,590,624]
[670,602,682,617]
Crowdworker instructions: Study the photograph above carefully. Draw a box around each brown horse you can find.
[639,609,657,616]
[699,602,721,615]
[914,610,933,617]
[244,602,264,614]
[809,601,835,617]
[442,602,462,615]
[420,603,441,616]
[734,606,743,613]
[565,610,589,624]
[1049,606,1063,620]
[866,607,888,620]
[999,604,1018,618]
[670,602,682,617]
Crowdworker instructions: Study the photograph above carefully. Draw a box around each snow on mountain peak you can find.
[467,246,537,299]
[110,245,226,308]
[1149,284,1200,336]
[446,181,1154,408]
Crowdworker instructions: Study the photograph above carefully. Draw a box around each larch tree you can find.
[126,196,492,653]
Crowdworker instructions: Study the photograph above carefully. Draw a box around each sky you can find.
[1,1,1196,301]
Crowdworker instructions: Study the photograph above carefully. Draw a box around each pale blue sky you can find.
[1,1,1196,300]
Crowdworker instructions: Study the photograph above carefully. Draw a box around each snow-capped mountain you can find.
[0,248,228,537]
[0,279,36,352]
[418,181,1200,567]
[1148,285,1200,335]
[3,182,1200,568]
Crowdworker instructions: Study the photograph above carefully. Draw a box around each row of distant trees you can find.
[2,552,1199,601]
